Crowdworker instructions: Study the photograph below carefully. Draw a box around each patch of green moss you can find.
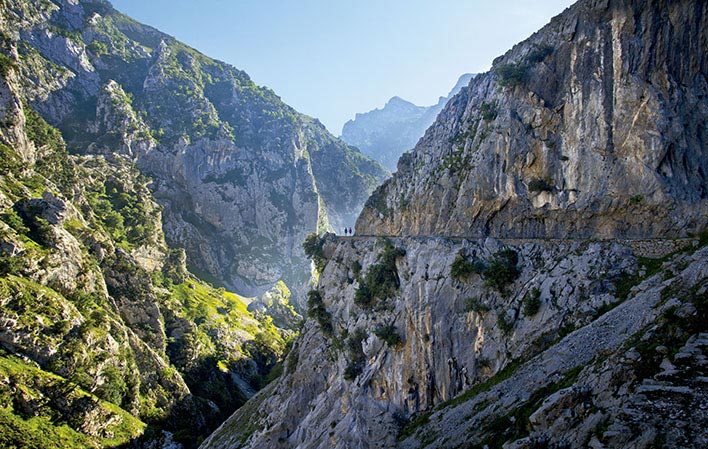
[0,352,145,449]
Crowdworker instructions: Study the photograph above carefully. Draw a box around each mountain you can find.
[0,78,294,448]
[341,74,475,172]
[202,1,708,448]
[6,0,387,303]
[0,0,388,447]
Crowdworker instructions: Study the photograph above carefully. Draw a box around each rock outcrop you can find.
[356,0,708,239]
[341,74,474,172]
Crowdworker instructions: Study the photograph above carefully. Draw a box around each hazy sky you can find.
[111,0,576,135]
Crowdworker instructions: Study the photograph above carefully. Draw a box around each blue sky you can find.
[111,0,576,135]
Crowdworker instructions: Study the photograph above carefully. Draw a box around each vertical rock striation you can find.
[357,0,708,239]
[202,1,708,448]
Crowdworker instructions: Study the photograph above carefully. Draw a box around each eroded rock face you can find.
[202,236,708,449]
[6,0,387,302]
[202,1,708,448]
[357,0,708,239]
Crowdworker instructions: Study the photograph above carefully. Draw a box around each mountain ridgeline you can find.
[7,0,387,301]
[203,1,708,448]
[0,0,386,447]
[341,74,475,172]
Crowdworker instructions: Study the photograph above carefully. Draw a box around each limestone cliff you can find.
[4,0,387,301]
[0,15,295,448]
[202,1,708,448]
[357,0,708,239]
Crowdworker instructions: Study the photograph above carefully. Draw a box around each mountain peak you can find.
[341,74,476,171]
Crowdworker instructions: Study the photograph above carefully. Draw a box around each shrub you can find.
[451,249,486,280]
[496,62,529,87]
[629,194,644,206]
[0,256,23,276]
[354,239,405,309]
[528,177,554,193]
[464,297,490,313]
[525,44,554,64]
[0,53,17,77]
[351,260,362,279]
[1,209,29,235]
[523,288,542,316]
[343,328,367,381]
[497,313,514,334]
[303,233,327,272]
[373,324,402,347]
[480,101,498,122]
[483,249,520,292]
[88,41,108,56]
[307,289,333,336]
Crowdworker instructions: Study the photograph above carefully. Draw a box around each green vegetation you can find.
[464,297,490,313]
[452,249,520,293]
[495,44,553,88]
[629,194,644,205]
[303,232,327,272]
[373,324,402,347]
[480,101,498,122]
[528,177,554,193]
[495,62,530,87]
[343,328,367,381]
[87,40,108,56]
[0,351,145,449]
[307,289,333,336]
[400,357,526,440]
[523,288,542,316]
[474,366,581,449]
[0,53,17,77]
[483,249,520,292]
[351,260,362,279]
[451,249,486,280]
[525,44,554,64]
[497,313,515,335]
[354,239,405,309]
[24,104,77,190]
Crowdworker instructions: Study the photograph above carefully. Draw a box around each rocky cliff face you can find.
[0,36,302,448]
[202,1,708,448]
[202,235,708,449]
[357,0,708,239]
[5,0,387,301]
[341,74,474,172]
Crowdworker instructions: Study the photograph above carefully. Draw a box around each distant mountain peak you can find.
[341,73,476,172]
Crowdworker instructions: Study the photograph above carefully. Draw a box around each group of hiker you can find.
[343,227,353,236]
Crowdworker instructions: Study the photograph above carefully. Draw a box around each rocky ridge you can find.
[0,3,305,447]
[202,0,708,448]
[4,0,388,301]
[341,74,475,172]
[357,0,708,239]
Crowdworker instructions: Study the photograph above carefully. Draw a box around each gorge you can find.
[1,0,707,448]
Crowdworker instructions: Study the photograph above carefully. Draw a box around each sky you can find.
[111,0,576,135]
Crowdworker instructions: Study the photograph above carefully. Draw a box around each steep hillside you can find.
[4,0,387,301]
[341,74,474,172]
[357,0,708,239]
[0,58,296,447]
[202,1,708,448]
